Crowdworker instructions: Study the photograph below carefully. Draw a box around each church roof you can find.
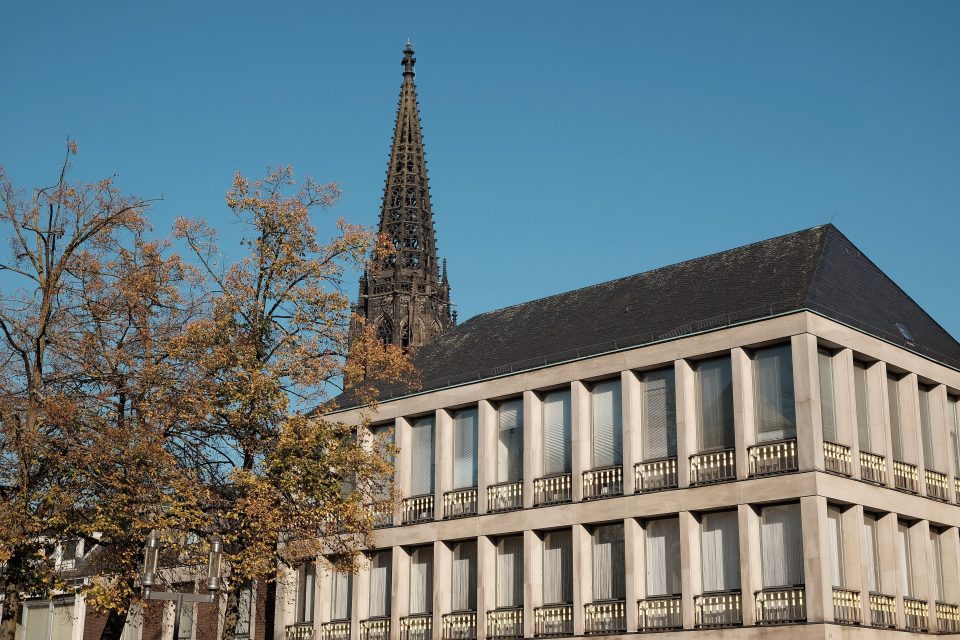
[339,224,960,408]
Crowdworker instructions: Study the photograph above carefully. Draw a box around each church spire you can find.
[353,42,454,351]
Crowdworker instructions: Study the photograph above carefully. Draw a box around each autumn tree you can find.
[172,167,413,640]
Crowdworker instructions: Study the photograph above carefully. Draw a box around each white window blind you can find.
[918,386,937,470]
[818,350,837,442]
[701,511,740,592]
[297,561,316,623]
[496,536,524,608]
[827,507,844,588]
[592,524,625,601]
[542,390,572,475]
[409,546,434,614]
[754,345,797,442]
[451,541,477,612]
[497,399,524,483]
[543,530,573,604]
[591,379,623,468]
[863,514,881,593]
[452,408,478,489]
[760,504,804,588]
[369,551,392,618]
[409,417,435,496]
[854,363,871,452]
[23,603,74,640]
[642,368,677,460]
[697,357,735,452]
[949,396,960,477]
[931,529,945,602]
[897,522,913,598]
[330,570,352,621]
[888,375,902,459]
[645,518,681,596]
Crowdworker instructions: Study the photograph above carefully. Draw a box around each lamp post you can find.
[141,532,223,640]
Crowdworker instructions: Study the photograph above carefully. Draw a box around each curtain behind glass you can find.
[452,408,478,489]
[409,546,433,614]
[760,505,804,587]
[297,562,316,623]
[854,363,871,451]
[369,552,392,618]
[451,541,477,611]
[887,375,902,458]
[897,522,913,597]
[700,511,740,592]
[497,399,524,482]
[931,529,945,602]
[827,507,844,587]
[950,397,960,477]
[818,350,837,442]
[754,345,796,442]
[592,524,625,601]
[496,536,524,608]
[697,357,734,452]
[642,368,677,460]
[918,386,937,470]
[543,530,573,604]
[863,515,880,592]
[542,390,572,475]
[645,518,681,596]
[331,571,352,621]
[591,380,622,468]
[410,417,435,496]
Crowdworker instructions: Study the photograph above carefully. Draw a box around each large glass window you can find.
[697,357,734,452]
[542,530,573,605]
[497,399,523,483]
[368,551,392,618]
[854,362,871,451]
[330,569,352,621]
[590,379,622,468]
[591,524,625,601]
[296,561,316,623]
[818,350,837,442]
[863,514,881,593]
[760,504,804,587]
[496,536,524,609]
[897,521,913,598]
[827,507,844,588]
[754,345,796,442]
[918,385,937,470]
[700,511,740,592]
[409,546,434,614]
[451,541,477,612]
[641,368,677,460]
[949,395,960,477]
[542,390,572,475]
[887,374,902,459]
[645,518,681,596]
[930,528,945,603]
[20,601,74,640]
[409,417,435,496]
[452,408,478,489]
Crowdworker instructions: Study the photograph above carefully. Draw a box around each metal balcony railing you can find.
[285,623,314,640]
[443,487,478,519]
[487,481,523,512]
[442,611,476,640]
[690,449,736,485]
[584,600,626,634]
[832,588,861,625]
[755,587,805,625]
[937,602,960,634]
[893,461,919,493]
[638,596,682,632]
[868,593,896,629]
[369,502,394,529]
[533,473,572,506]
[400,614,433,640]
[925,470,949,501]
[824,442,852,476]
[486,607,523,640]
[534,604,574,637]
[582,466,623,500]
[401,494,434,524]
[359,618,390,640]
[748,440,798,476]
[319,622,350,640]
[904,597,929,632]
[859,451,887,485]
[634,458,678,492]
[695,591,742,628]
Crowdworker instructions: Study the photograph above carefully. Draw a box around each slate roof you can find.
[337,225,959,408]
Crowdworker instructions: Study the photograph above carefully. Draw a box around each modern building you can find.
[281,221,960,640]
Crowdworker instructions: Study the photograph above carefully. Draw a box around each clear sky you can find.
[3,1,959,338]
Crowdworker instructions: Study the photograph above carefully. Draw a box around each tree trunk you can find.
[98,607,128,640]
[0,582,23,640]
[220,583,245,640]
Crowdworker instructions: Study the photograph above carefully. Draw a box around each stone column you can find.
[679,511,700,630]
[394,417,411,526]
[476,536,497,638]
[623,517,642,632]
[274,565,297,640]
[572,524,590,635]
[621,370,641,494]
[731,348,755,480]
[837,349,863,478]
[571,381,590,502]
[931,385,953,500]
[800,496,833,622]
[876,512,904,629]
[523,531,543,638]
[792,334,824,472]
[845,505,870,624]
[353,556,370,638]
[737,504,760,626]
[523,391,541,509]
[390,547,408,640]
[913,520,937,632]
[435,409,452,520]
[316,560,331,627]
[478,400,496,514]
[874,362,896,488]
[433,541,451,636]
[675,360,697,489]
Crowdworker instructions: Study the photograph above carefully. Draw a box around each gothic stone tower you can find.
[355,42,455,349]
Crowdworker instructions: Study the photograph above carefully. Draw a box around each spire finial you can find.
[402,40,415,77]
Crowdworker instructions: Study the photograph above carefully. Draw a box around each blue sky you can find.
[3,1,959,337]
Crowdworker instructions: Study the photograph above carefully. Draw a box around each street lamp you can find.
[141,533,223,640]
